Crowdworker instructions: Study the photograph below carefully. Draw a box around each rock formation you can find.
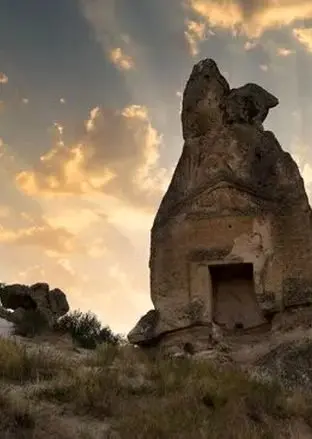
[128,58,312,352]
[0,282,69,327]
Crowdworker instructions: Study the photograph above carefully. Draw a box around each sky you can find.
[1,0,312,335]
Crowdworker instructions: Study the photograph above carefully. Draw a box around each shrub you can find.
[0,389,36,437]
[98,325,123,346]
[13,309,50,338]
[86,342,120,368]
[0,387,99,439]
[54,310,122,350]
[37,367,119,418]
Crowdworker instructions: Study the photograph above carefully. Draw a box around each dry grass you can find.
[0,337,72,383]
[0,387,96,439]
[0,336,312,439]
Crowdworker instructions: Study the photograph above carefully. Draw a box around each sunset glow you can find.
[1,0,312,334]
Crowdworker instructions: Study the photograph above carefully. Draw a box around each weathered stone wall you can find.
[149,204,312,334]
[151,210,269,327]
[273,213,312,307]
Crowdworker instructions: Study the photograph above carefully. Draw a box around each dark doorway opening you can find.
[210,263,265,330]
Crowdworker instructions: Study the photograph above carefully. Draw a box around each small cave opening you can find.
[210,263,266,330]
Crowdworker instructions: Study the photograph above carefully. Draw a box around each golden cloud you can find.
[244,41,258,51]
[44,208,101,235]
[0,206,82,255]
[293,28,312,52]
[0,223,80,253]
[277,47,295,56]
[110,47,135,70]
[188,0,312,38]
[15,105,171,209]
[80,0,136,72]
[184,19,206,56]
[0,73,8,84]
[15,257,80,297]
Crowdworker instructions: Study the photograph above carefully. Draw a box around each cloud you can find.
[188,0,242,33]
[15,105,171,209]
[184,19,207,56]
[260,64,269,71]
[80,0,136,71]
[110,47,135,70]
[15,257,80,298]
[44,207,101,235]
[0,73,8,84]
[187,0,312,38]
[0,220,80,254]
[293,28,312,52]
[244,41,258,51]
[277,47,295,56]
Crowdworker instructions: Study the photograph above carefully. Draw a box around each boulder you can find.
[128,57,312,350]
[0,283,69,327]
[128,310,163,344]
[253,339,312,391]
[223,83,279,128]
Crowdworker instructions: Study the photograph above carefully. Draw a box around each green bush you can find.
[98,326,123,346]
[54,310,121,350]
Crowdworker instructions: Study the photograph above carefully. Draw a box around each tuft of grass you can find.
[0,388,100,439]
[36,368,120,418]
[0,389,37,438]
[0,337,71,383]
[85,342,121,368]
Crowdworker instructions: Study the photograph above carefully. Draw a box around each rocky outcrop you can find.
[128,310,161,345]
[128,58,312,349]
[253,339,312,392]
[223,83,279,128]
[0,283,69,327]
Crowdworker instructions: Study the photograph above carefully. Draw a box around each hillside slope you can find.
[2,309,312,439]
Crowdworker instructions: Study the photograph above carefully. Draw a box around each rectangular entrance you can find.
[209,263,265,330]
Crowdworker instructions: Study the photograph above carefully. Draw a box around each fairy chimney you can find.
[128,58,312,350]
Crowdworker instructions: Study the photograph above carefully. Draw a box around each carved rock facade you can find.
[128,58,312,352]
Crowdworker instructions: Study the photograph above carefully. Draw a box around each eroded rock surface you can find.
[253,339,312,391]
[0,282,69,327]
[223,83,279,128]
[128,58,312,350]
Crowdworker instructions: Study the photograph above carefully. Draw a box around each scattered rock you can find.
[272,307,312,333]
[0,283,69,328]
[254,339,312,391]
[127,310,160,344]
